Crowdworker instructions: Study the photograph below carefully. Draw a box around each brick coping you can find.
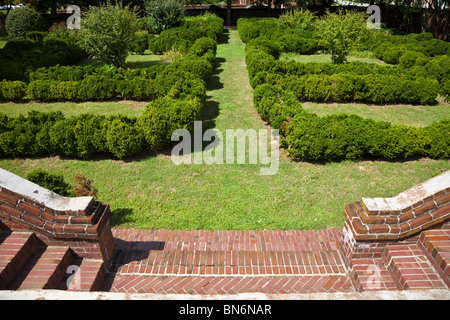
[362,170,450,214]
[0,168,93,212]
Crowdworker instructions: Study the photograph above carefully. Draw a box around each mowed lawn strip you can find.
[0,28,448,230]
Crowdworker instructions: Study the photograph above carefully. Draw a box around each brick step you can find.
[60,258,105,292]
[111,249,346,276]
[418,229,450,288]
[347,257,397,292]
[113,229,342,252]
[103,274,353,295]
[0,232,38,289]
[9,245,74,290]
[382,243,447,290]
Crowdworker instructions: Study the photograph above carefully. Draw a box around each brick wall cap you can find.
[0,168,93,212]
[362,170,450,213]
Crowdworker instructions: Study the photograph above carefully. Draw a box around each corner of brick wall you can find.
[339,170,450,268]
[0,169,116,267]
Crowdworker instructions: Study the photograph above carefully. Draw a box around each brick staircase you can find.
[1,168,449,296]
[341,170,450,293]
[102,229,353,294]
[0,230,105,291]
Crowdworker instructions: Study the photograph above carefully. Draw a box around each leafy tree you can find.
[144,0,185,34]
[74,2,139,68]
[317,10,369,64]
[278,7,317,31]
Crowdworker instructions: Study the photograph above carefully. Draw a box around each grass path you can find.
[0,29,448,230]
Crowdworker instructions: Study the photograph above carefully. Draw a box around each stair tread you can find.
[0,232,37,289]
[384,244,446,290]
[418,229,450,287]
[61,258,105,291]
[9,245,73,290]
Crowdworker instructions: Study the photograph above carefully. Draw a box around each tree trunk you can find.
[226,0,231,26]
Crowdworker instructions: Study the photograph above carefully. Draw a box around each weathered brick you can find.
[0,203,23,219]
[435,193,450,207]
[367,224,390,234]
[21,212,44,228]
[413,201,437,217]
[352,218,368,235]
[18,201,42,216]
[0,192,19,205]
[431,205,450,220]
[40,211,55,222]
[398,211,415,223]
[409,213,433,229]
[63,224,86,234]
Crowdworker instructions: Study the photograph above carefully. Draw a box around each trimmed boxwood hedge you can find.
[253,83,450,161]
[0,18,223,160]
[239,17,450,162]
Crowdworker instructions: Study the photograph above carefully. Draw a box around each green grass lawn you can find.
[0,29,449,231]
[0,101,147,118]
[77,50,166,69]
[302,101,450,127]
[280,52,387,65]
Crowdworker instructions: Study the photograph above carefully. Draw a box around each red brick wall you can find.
[0,186,115,267]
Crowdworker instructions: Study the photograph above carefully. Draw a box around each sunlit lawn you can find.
[0,29,448,230]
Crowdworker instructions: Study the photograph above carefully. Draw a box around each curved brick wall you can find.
[0,168,115,266]
[344,170,450,242]
[340,170,450,270]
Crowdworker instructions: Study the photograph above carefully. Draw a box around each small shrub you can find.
[26,169,74,197]
[26,31,46,42]
[278,8,317,31]
[6,7,44,38]
[105,116,144,159]
[399,51,427,69]
[144,0,185,34]
[382,46,406,64]
[0,80,27,101]
[131,32,149,55]
[72,173,98,198]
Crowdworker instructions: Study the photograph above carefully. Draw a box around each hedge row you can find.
[369,31,450,65]
[253,73,439,105]
[237,18,323,55]
[253,84,449,161]
[150,15,223,54]
[0,37,216,102]
[0,37,87,83]
[0,95,204,159]
[243,31,449,102]
[238,18,450,161]
[0,17,223,159]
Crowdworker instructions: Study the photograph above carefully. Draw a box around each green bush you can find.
[150,26,204,54]
[131,32,150,55]
[26,169,74,197]
[105,116,144,159]
[5,7,44,38]
[277,8,317,31]
[75,3,139,67]
[137,96,203,150]
[284,111,449,161]
[0,80,27,101]
[26,31,46,42]
[382,46,406,64]
[144,0,185,34]
[183,13,224,41]
[399,51,428,69]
